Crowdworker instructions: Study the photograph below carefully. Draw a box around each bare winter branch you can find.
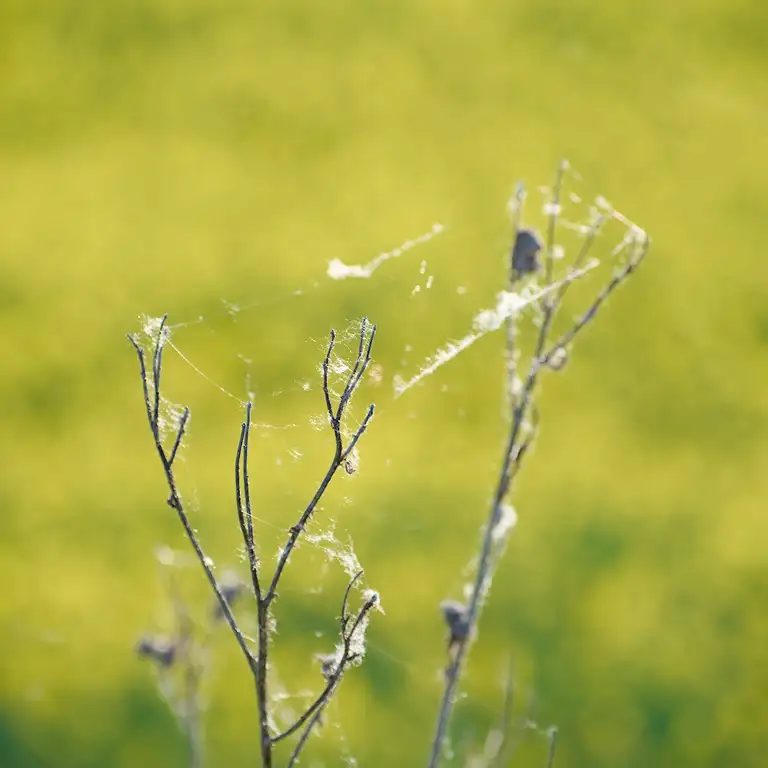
[234,403,260,601]
[428,166,649,768]
[168,408,190,467]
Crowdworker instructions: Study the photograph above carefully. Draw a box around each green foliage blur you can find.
[2,0,767,766]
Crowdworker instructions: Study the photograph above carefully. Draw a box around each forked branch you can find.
[266,318,376,607]
[128,319,257,679]
[278,575,379,765]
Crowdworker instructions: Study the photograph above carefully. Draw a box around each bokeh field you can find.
[2,1,768,766]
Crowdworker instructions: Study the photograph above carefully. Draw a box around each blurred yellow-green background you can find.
[2,0,768,766]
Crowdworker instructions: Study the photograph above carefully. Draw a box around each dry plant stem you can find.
[264,321,375,761]
[273,572,373,746]
[265,319,376,607]
[429,346,548,764]
[340,570,364,635]
[427,173,647,768]
[554,215,603,306]
[127,319,257,680]
[287,707,325,767]
[169,408,190,466]
[234,406,261,602]
[427,349,543,768]
[429,300,558,763]
[541,237,649,366]
[234,403,272,767]
[256,597,271,767]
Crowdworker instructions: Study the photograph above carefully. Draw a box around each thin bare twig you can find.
[428,337,546,768]
[287,707,324,767]
[280,585,379,761]
[340,570,364,635]
[508,404,539,486]
[322,331,337,429]
[265,319,376,607]
[168,408,190,467]
[541,235,649,366]
[242,403,256,572]
[234,418,259,600]
[553,214,604,307]
[151,315,167,432]
[232,401,271,766]
[128,324,257,680]
[273,575,375,746]
[341,404,375,463]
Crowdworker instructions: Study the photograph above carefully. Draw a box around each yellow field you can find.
[1,1,767,765]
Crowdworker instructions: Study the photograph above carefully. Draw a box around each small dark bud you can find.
[136,635,176,667]
[511,229,543,278]
[440,599,470,650]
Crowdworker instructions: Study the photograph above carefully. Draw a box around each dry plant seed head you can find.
[440,599,470,650]
[136,635,177,668]
[511,228,543,279]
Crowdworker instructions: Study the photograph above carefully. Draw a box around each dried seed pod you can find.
[511,228,543,279]
[440,599,470,651]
